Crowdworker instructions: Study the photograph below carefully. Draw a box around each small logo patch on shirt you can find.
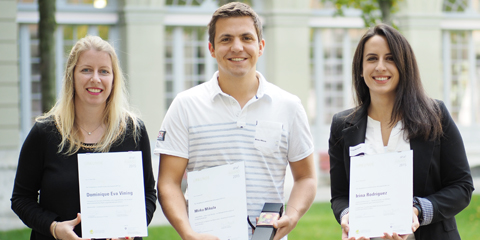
[157,130,166,141]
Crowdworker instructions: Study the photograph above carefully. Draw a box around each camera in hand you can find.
[251,202,284,240]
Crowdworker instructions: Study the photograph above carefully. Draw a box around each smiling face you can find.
[362,35,399,100]
[74,49,113,109]
[208,16,264,80]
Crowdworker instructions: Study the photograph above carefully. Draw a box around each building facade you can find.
[1,0,479,230]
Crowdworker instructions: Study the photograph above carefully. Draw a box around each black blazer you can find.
[328,101,474,240]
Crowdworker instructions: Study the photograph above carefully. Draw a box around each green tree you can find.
[38,0,57,112]
[326,0,402,27]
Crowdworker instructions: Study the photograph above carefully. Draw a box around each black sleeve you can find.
[139,123,157,225]
[328,114,349,224]
[11,122,58,237]
[426,101,474,223]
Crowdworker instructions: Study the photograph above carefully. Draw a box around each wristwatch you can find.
[413,201,423,224]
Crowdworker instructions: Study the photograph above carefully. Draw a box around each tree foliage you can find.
[38,0,57,112]
[325,0,402,27]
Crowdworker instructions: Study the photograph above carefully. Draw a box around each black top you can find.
[328,101,474,240]
[11,119,157,240]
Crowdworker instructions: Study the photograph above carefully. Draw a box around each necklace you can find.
[77,123,103,135]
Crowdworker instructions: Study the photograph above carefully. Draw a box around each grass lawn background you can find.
[1,194,479,240]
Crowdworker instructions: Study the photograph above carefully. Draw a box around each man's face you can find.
[209,16,265,79]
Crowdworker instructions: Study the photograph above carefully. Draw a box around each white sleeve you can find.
[153,96,189,159]
[287,100,314,162]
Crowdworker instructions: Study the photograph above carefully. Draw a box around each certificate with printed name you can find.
[187,162,248,240]
[78,151,148,239]
[349,150,413,238]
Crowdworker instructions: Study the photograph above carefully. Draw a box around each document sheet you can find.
[349,150,413,238]
[187,162,248,240]
[78,151,148,239]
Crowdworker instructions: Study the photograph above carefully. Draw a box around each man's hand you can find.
[272,214,296,240]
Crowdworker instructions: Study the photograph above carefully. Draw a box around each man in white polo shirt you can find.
[155,2,316,240]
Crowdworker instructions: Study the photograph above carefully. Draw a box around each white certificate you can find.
[349,150,413,238]
[187,162,248,240]
[78,151,148,239]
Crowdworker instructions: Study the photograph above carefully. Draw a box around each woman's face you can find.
[73,49,113,109]
[362,35,399,100]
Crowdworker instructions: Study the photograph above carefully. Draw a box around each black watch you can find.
[413,202,423,223]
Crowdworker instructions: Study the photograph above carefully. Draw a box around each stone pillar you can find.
[397,0,443,99]
[119,0,166,140]
[263,0,311,109]
[0,0,22,230]
[0,0,20,151]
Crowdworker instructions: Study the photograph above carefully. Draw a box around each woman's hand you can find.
[186,233,220,240]
[381,207,420,240]
[411,206,420,233]
[51,213,89,240]
[341,213,370,240]
[381,232,409,240]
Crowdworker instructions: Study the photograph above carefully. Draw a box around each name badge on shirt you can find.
[349,143,366,157]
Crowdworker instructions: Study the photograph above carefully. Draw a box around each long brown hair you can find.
[352,24,442,141]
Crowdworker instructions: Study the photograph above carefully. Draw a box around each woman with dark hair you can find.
[329,24,474,240]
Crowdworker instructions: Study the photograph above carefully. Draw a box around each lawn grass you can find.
[2,194,479,240]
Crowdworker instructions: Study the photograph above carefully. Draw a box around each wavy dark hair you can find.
[352,24,442,141]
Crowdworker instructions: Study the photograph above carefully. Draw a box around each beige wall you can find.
[120,0,166,141]
[0,0,20,150]
[263,0,311,109]
[397,0,443,100]
[0,0,22,231]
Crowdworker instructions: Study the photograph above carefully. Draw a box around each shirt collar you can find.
[208,71,271,102]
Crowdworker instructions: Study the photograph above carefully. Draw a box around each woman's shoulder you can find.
[22,116,60,144]
[125,115,146,130]
[334,108,356,119]
[34,116,58,132]
[332,106,364,123]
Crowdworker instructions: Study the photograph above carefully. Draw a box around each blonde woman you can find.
[11,36,156,240]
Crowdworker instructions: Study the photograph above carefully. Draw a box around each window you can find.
[166,0,205,6]
[443,30,480,125]
[166,0,252,7]
[310,28,364,126]
[443,0,468,12]
[165,26,216,109]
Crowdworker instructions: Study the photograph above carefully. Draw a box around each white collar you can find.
[207,71,270,102]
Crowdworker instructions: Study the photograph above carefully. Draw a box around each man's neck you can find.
[217,72,259,109]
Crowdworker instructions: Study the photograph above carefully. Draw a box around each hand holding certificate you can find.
[78,151,148,239]
[349,150,413,238]
[187,162,248,240]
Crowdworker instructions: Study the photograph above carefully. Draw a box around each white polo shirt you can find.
[154,71,314,236]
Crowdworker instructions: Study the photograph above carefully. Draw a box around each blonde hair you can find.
[37,35,140,155]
